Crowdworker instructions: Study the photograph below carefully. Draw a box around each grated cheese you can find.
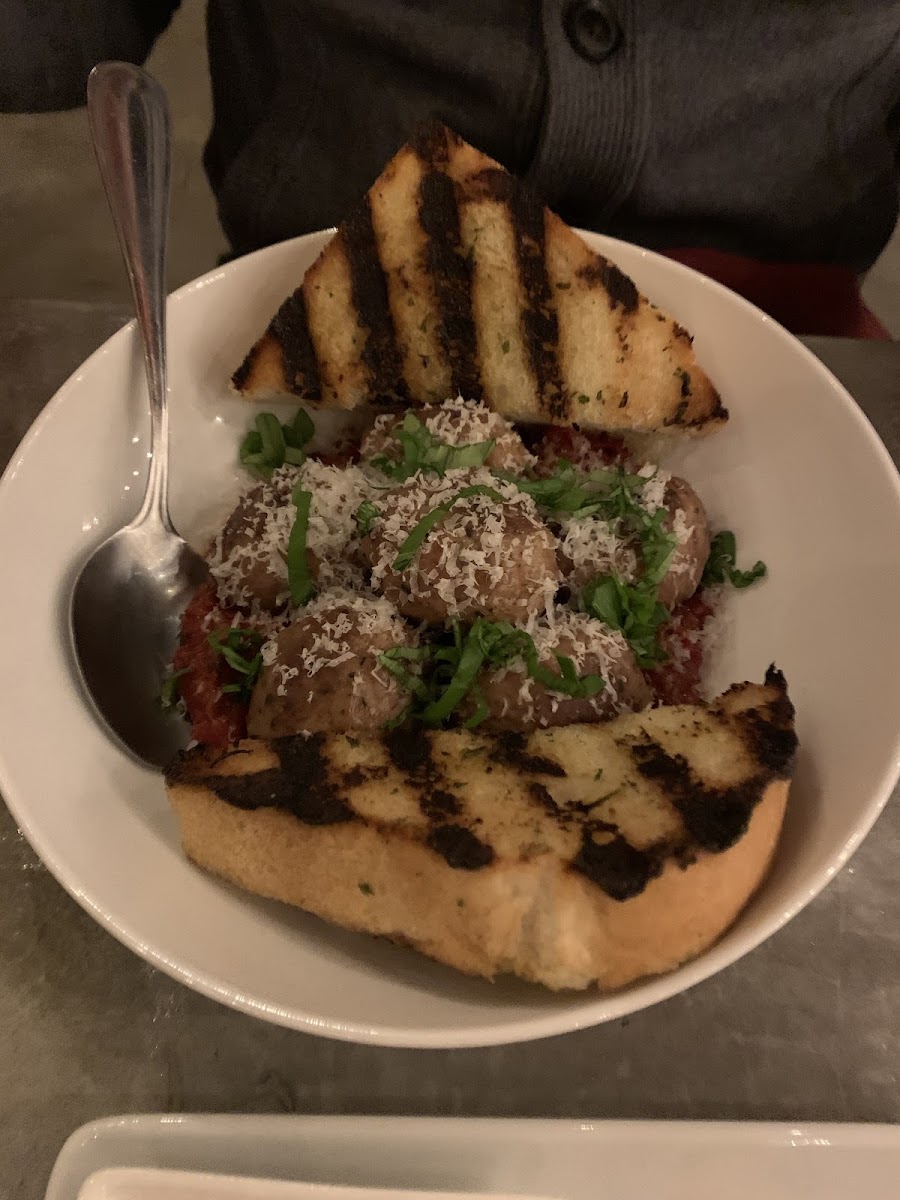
[208,461,375,612]
[367,466,559,621]
[361,395,535,470]
[261,589,410,694]
[486,609,639,726]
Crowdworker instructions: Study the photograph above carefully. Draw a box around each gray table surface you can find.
[0,299,898,1199]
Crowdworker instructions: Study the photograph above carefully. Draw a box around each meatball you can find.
[209,469,298,611]
[209,461,372,611]
[363,470,560,625]
[555,472,710,610]
[654,476,711,610]
[470,611,651,733]
[557,517,639,596]
[247,594,412,737]
[361,397,533,474]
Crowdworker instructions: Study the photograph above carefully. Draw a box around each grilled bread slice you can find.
[234,122,726,436]
[165,669,794,991]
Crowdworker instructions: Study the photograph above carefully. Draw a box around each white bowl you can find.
[76,1166,547,1200]
[1,230,899,1048]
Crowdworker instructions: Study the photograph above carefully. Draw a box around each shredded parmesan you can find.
[367,466,559,621]
[208,461,375,612]
[487,609,639,726]
[361,395,535,470]
[635,463,671,515]
[261,589,410,691]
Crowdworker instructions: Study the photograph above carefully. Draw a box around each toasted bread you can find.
[165,669,794,991]
[233,123,726,436]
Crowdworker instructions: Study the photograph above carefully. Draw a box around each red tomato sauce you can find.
[646,590,715,706]
[532,426,631,474]
[172,580,249,749]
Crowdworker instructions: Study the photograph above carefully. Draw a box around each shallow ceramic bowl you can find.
[1,230,899,1047]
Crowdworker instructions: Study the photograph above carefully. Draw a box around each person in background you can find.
[3,0,898,337]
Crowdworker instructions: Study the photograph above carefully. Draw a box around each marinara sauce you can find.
[171,580,249,749]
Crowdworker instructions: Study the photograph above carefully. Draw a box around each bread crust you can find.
[165,672,795,991]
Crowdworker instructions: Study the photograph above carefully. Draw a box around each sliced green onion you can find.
[238,408,315,477]
[287,485,315,606]
[392,484,506,572]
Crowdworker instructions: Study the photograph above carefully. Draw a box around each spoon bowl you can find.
[69,61,207,768]
[70,521,208,768]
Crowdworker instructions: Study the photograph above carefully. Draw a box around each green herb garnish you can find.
[378,646,431,701]
[354,500,381,537]
[502,461,648,522]
[514,462,677,587]
[207,628,264,700]
[384,619,604,729]
[287,485,315,606]
[582,574,670,669]
[370,412,495,481]
[159,667,188,710]
[702,531,767,589]
[392,484,505,572]
[239,407,315,477]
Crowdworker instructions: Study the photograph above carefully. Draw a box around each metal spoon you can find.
[69,61,208,768]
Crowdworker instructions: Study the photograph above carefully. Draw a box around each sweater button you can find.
[564,0,621,64]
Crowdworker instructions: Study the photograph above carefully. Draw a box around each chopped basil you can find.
[582,574,670,669]
[392,484,505,572]
[383,618,605,729]
[378,647,430,701]
[510,462,679,595]
[354,500,381,537]
[286,485,315,606]
[207,627,263,701]
[502,461,647,522]
[239,408,315,477]
[159,667,188,710]
[702,531,767,589]
[369,412,495,481]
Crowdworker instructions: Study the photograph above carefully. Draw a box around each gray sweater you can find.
[4,1,900,270]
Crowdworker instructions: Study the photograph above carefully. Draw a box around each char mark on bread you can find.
[417,164,483,400]
[341,197,410,404]
[232,120,728,433]
[165,673,795,990]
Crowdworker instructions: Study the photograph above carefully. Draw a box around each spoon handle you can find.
[87,61,173,531]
